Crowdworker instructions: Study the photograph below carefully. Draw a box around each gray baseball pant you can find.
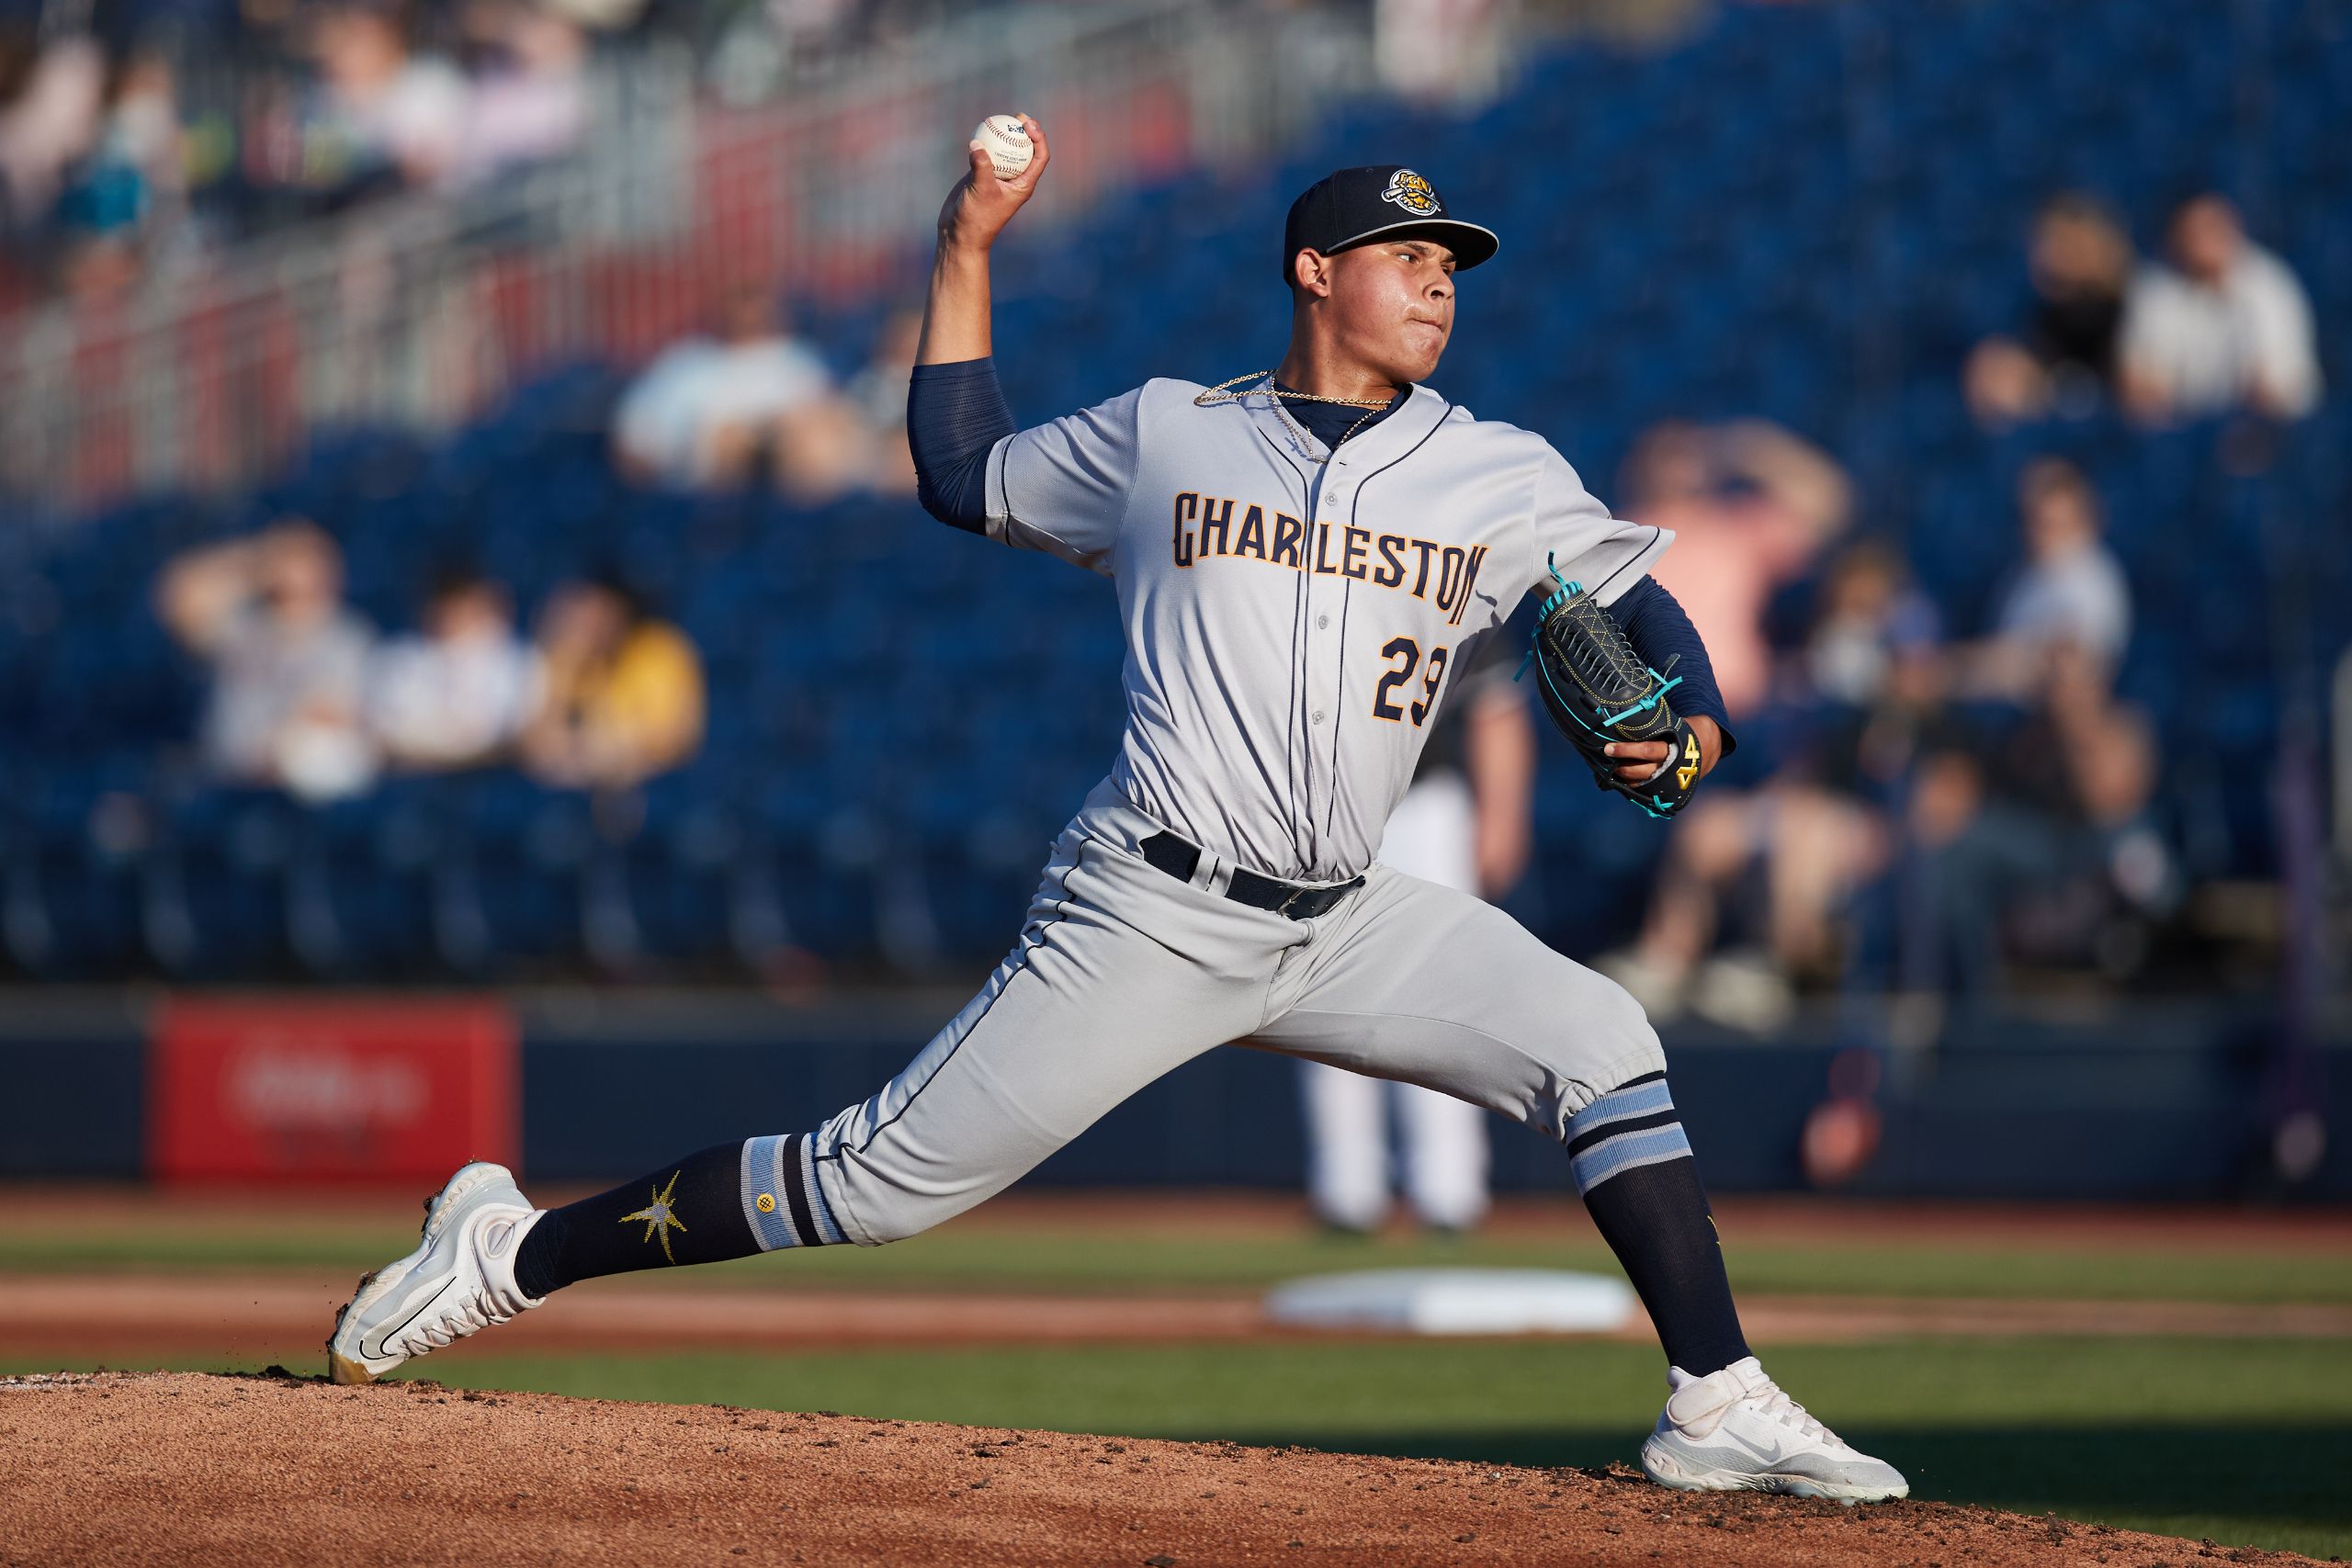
[766,782,1666,1248]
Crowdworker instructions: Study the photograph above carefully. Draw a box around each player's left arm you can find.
[1599,578,1733,787]
[1524,442,1728,794]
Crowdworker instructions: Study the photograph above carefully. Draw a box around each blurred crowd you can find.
[136,177,2325,1004]
[158,517,706,802]
[145,276,925,799]
[1584,191,2322,1021]
[1963,189,2321,429]
[612,289,921,501]
[1601,434,2167,1021]
[4,0,2336,1007]
[0,0,608,304]
[0,0,1041,309]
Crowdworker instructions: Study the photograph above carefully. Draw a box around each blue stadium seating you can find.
[2,0,2345,980]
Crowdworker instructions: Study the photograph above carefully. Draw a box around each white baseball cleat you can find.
[327,1161,545,1385]
[1639,1355,1909,1504]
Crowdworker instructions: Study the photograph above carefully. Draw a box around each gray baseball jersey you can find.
[754,378,1676,1253]
[982,378,1671,882]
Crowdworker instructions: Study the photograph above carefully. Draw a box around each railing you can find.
[0,0,1374,512]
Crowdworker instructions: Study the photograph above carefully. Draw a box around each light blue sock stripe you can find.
[799,1134,847,1245]
[741,1134,803,1249]
[1570,1122,1693,1193]
[1567,1077,1674,1138]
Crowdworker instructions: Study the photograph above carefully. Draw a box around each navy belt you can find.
[1139,832,1363,919]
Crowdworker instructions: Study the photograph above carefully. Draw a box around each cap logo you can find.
[1381,169,1442,217]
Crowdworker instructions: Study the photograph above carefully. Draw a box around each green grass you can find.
[17,1337,2346,1558]
[9,1219,2352,1304]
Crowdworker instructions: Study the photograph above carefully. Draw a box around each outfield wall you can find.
[2,989,2345,1201]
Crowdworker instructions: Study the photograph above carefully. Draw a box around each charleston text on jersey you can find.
[1169,491,1489,628]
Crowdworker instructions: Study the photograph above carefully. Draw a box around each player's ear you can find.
[1292,247,1334,299]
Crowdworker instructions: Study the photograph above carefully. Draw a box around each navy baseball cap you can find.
[1280,165,1500,285]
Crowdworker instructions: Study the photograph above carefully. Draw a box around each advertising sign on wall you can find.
[149,998,518,1183]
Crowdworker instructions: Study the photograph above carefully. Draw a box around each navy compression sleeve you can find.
[1607,577,1736,754]
[909,357,1015,533]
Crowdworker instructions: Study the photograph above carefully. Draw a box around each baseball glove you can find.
[1523,559,1704,818]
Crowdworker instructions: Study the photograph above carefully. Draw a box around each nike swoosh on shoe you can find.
[363,1277,455,1362]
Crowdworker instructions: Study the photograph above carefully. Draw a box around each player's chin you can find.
[1390,338,1448,382]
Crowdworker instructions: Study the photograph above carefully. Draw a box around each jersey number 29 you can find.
[1372,637,1450,727]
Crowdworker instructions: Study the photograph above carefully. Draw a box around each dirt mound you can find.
[0,1371,2312,1567]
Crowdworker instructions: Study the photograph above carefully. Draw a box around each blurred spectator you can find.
[844,305,923,496]
[0,31,104,241]
[288,3,471,205]
[1903,465,2172,997]
[2120,193,2322,423]
[1964,194,2134,427]
[50,51,187,284]
[1804,542,1945,715]
[452,0,587,185]
[1601,545,1934,1030]
[1624,419,1852,718]
[1904,645,2174,998]
[1951,458,2132,702]
[521,577,705,789]
[157,519,379,801]
[367,568,543,771]
[613,284,865,501]
[1374,0,1507,106]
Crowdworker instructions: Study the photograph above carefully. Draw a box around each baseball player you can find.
[330,123,1907,1504]
[1297,634,1530,1235]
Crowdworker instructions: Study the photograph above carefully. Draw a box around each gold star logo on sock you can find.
[620,1170,689,1263]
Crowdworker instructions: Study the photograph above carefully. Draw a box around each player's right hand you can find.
[937,113,1049,254]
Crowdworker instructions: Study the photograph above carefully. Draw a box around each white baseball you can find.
[971,114,1034,181]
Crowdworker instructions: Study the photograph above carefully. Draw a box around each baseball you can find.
[971,114,1034,180]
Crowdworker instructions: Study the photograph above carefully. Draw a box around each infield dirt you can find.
[2,1371,2319,1567]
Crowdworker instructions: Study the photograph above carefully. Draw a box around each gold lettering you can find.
[1198,496,1234,558]
[1235,505,1267,560]
[1408,539,1440,599]
[1435,546,1466,610]
[1448,544,1490,626]
[1272,513,1304,568]
[1313,523,1340,575]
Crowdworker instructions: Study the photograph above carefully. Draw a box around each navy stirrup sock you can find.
[513,1134,842,1299]
[1566,1072,1752,1377]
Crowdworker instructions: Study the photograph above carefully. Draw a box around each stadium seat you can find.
[3,0,2343,972]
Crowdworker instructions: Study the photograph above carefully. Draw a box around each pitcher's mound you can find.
[0,1371,2313,1566]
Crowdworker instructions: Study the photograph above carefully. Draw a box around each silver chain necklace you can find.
[1193,369,1393,459]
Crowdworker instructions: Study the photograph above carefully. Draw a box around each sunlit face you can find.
[261,525,342,622]
[2019,463,2097,558]
[1306,238,1457,384]
[542,584,628,658]
[430,583,511,643]
[1824,555,1898,620]
[2171,197,2242,285]
[2031,210,2125,292]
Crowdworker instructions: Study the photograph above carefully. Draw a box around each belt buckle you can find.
[1274,886,1309,918]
